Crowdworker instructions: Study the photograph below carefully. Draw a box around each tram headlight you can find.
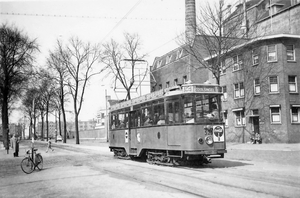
[205,135,214,145]
[198,137,204,144]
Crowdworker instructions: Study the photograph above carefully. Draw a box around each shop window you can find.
[270,106,281,123]
[267,45,277,62]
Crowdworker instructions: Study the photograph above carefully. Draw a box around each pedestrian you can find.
[10,134,19,157]
[46,138,54,153]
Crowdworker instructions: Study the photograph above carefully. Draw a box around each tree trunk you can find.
[62,106,67,143]
[75,113,80,144]
[58,109,62,136]
[1,93,9,153]
[41,114,44,141]
[60,89,67,143]
[46,101,49,141]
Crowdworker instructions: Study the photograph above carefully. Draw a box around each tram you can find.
[109,83,226,166]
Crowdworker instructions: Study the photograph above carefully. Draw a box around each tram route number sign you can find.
[183,85,218,93]
[213,126,224,142]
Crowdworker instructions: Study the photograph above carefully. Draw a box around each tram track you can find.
[35,141,300,197]
[99,158,299,198]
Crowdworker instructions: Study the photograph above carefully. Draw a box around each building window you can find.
[156,60,162,68]
[286,45,295,61]
[176,49,183,59]
[221,86,227,101]
[270,106,281,123]
[269,76,279,93]
[252,109,259,115]
[159,84,162,90]
[267,45,277,62]
[252,48,259,65]
[166,81,170,88]
[288,76,297,93]
[234,82,244,98]
[174,78,178,86]
[232,55,243,71]
[254,78,260,95]
[183,75,187,84]
[220,59,226,74]
[223,111,228,126]
[233,109,245,126]
[166,55,172,64]
[291,106,300,123]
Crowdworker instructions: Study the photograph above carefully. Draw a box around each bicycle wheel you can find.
[21,157,34,174]
[35,154,43,170]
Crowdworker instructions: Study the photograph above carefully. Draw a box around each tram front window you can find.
[194,95,220,123]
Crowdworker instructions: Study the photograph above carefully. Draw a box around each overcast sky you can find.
[0,0,237,122]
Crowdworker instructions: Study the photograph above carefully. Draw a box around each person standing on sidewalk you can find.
[46,138,54,153]
[10,134,19,157]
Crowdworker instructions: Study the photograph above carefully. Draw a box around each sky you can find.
[0,0,237,122]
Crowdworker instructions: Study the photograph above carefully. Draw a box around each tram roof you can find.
[110,83,222,111]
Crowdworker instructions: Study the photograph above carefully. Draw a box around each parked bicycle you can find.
[20,147,43,174]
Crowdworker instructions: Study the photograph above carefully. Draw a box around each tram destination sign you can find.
[182,84,219,93]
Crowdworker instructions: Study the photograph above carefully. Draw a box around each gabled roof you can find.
[151,34,248,71]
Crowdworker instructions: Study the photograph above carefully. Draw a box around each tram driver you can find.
[206,104,219,120]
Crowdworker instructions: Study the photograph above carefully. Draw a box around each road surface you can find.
[0,140,299,198]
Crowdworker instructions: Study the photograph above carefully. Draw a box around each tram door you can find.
[127,110,138,155]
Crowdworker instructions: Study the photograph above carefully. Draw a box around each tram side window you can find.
[118,112,128,129]
[141,104,153,126]
[167,100,180,124]
[195,95,220,122]
[110,114,117,129]
[195,96,210,122]
[183,96,194,123]
[130,110,141,128]
[153,101,165,125]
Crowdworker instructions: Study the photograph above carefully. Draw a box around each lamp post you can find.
[105,89,109,142]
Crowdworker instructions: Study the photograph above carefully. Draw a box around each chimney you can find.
[185,0,196,42]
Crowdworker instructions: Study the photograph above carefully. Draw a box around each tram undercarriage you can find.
[111,148,212,166]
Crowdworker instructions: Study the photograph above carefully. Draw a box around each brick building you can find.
[150,0,300,143]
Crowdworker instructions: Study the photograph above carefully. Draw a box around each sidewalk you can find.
[226,142,300,151]
[2,140,300,166]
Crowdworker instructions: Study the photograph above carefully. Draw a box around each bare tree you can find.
[178,0,259,110]
[21,87,39,140]
[47,45,70,143]
[56,37,102,144]
[0,23,38,151]
[102,32,146,100]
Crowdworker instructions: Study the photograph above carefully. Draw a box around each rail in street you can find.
[0,140,299,198]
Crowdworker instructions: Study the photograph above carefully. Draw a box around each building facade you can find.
[150,0,300,143]
[207,34,300,143]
